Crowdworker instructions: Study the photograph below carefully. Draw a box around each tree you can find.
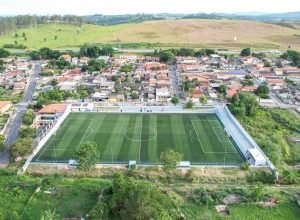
[240,48,251,57]
[41,209,61,220]
[255,85,269,98]
[159,50,175,62]
[120,64,134,73]
[170,96,179,105]
[185,99,194,109]
[229,92,258,117]
[160,148,183,173]
[0,48,10,58]
[0,134,5,152]
[9,138,32,162]
[218,84,227,95]
[74,141,100,171]
[18,127,36,138]
[131,91,139,99]
[199,95,208,105]
[29,51,41,60]
[22,109,35,126]
[89,172,180,219]
[50,79,58,86]
[54,35,58,40]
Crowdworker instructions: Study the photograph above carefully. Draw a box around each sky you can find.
[0,0,299,15]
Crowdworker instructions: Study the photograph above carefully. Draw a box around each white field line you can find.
[139,114,143,163]
[212,127,232,143]
[190,120,239,154]
[79,120,94,144]
[191,120,207,153]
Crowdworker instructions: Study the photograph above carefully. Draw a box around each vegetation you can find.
[0,134,5,151]
[199,95,208,105]
[185,99,194,109]
[229,92,258,117]
[89,172,181,219]
[36,88,78,108]
[281,50,300,67]
[170,96,179,105]
[0,48,10,58]
[8,137,33,162]
[74,141,100,171]
[240,48,251,57]
[255,85,270,98]
[79,45,114,57]
[22,109,35,126]
[160,149,183,173]
[237,108,300,166]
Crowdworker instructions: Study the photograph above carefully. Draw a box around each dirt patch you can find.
[215,205,230,216]
[223,194,241,204]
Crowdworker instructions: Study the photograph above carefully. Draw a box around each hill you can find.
[0,19,300,50]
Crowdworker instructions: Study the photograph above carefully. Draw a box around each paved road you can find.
[0,63,40,165]
[169,64,184,99]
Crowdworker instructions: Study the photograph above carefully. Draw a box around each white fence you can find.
[18,106,71,174]
[217,105,275,170]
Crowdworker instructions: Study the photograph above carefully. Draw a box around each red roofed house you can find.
[37,104,68,126]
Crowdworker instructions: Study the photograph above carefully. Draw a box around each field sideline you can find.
[33,112,244,165]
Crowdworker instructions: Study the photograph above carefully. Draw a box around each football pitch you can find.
[33,112,244,165]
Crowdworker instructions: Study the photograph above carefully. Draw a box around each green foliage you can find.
[130,91,139,99]
[230,92,258,117]
[3,43,26,49]
[76,84,93,99]
[255,85,269,98]
[36,88,76,108]
[22,109,35,126]
[90,172,181,219]
[240,48,251,57]
[50,79,58,86]
[79,45,114,58]
[185,99,194,109]
[74,141,100,171]
[241,79,254,86]
[120,64,134,73]
[238,108,300,165]
[240,162,249,170]
[247,169,277,184]
[218,84,227,95]
[47,59,72,69]
[159,50,175,62]
[0,134,5,151]
[171,96,179,105]
[199,95,208,105]
[29,47,60,60]
[160,148,183,173]
[18,127,36,138]
[40,209,61,220]
[86,59,106,73]
[281,50,300,67]
[0,48,10,58]
[8,137,33,162]
[40,72,54,76]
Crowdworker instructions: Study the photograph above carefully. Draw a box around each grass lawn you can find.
[33,112,244,165]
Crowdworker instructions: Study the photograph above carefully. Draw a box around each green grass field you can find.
[34,112,244,165]
[1,20,300,50]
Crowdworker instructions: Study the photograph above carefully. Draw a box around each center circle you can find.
[124,126,157,141]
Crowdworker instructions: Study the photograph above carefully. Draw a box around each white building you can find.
[247,148,267,166]
[156,88,171,102]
